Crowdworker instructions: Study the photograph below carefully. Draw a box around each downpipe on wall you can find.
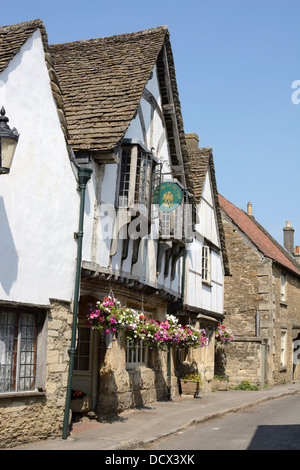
[166,249,187,400]
[62,166,93,439]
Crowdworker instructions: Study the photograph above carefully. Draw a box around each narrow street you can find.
[143,394,300,450]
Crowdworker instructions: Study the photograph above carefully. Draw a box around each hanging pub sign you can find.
[153,182,182,212]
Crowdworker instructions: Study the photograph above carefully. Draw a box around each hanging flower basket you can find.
[86,299,208,350]
[215,323,234,344]
[86,297,127,335]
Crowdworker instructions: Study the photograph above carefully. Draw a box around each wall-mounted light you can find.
[0,107,19,174]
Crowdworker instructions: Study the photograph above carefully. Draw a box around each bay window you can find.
[118,142,156,210]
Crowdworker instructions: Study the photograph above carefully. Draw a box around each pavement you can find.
[9,382,300,451]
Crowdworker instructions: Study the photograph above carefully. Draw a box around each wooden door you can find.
[72,323,98,409]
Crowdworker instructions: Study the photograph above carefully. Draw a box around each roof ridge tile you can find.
[219,194,300,277]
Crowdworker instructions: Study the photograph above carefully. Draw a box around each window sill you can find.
[202,280,212,288]
[279,366,287,372]
[0,390,46,399]
[280,301,288,307]
[126,364,149,370]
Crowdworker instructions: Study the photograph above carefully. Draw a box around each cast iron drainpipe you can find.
[166,249,187,400]
[62,166,93,439]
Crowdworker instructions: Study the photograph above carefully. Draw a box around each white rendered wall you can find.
[185,169,224,314]
[83,64,181,295]
[0,30,78,305]
[197,170,220,247]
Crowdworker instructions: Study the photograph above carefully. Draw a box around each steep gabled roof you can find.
[219,194,300,277]
[0,19,49,72]
[187,138,229,275]
[0,20,193,194]
[188,146,211,204]
[0,19,69,140]
[49,27,193,193]
[49,27,167,153]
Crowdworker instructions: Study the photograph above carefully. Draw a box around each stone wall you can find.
[222,215,264,337]
[0,300,72,448]
[221,213,268,387]
[96,317,217,414]
[97,332,176,416]
[218,339,262,386]
[220,211,300,387]
[272,265,300,385]
[174,319,216,393]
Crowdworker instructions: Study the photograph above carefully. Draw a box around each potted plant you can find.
[70,389,92,413]
[212,375,230,391]
[180,372,202,397]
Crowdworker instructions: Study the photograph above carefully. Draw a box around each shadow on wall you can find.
[97,340,170,417]
[0,197,18,295]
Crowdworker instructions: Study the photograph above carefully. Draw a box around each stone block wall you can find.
[220,211,300,388]
[222,216,264,337]
[0,300,72,448]
[219,339,262,386]
[272,265,300,385]
[97,332,176,417]
[220,213,271,386]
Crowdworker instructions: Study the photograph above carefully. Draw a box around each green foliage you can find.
[234,380,259,391]
[181,372,202,384]
[214,375,229,382]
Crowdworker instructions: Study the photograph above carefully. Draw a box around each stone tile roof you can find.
[49,27,168,153]
[0,20,193,194]
[187,143,230,275]
[188,146,211,204]
[0,19,49,73]
[219,194,300,277]
[50,26,193,194]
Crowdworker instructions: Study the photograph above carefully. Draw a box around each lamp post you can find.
[0,107,19,174]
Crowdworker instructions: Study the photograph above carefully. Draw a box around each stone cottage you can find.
[218,195,300,387]
[0,19,227,447]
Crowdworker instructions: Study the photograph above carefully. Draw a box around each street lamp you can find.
[0,107,19,174]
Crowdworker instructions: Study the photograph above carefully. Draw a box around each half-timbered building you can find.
[0,19,227,446]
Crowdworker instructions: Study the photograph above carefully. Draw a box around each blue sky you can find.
[2,0,299,247]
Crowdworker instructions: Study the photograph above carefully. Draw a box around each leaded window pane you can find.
[0,312,37,392]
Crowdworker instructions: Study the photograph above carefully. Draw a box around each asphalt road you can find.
[143,394,300,450]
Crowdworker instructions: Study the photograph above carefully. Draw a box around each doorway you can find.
[72,322,99,409]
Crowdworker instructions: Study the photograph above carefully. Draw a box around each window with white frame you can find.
[280,330,287,367]
[281,274,287,302]
[0,310,46,393]
[202,245,211,284]
[126,339,148,367]
[118,145,155,210]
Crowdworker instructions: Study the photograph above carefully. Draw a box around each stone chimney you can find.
[247,202,253,216]
[283,221,294,255]
[185,133,199,151]
[294,245,300,264]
